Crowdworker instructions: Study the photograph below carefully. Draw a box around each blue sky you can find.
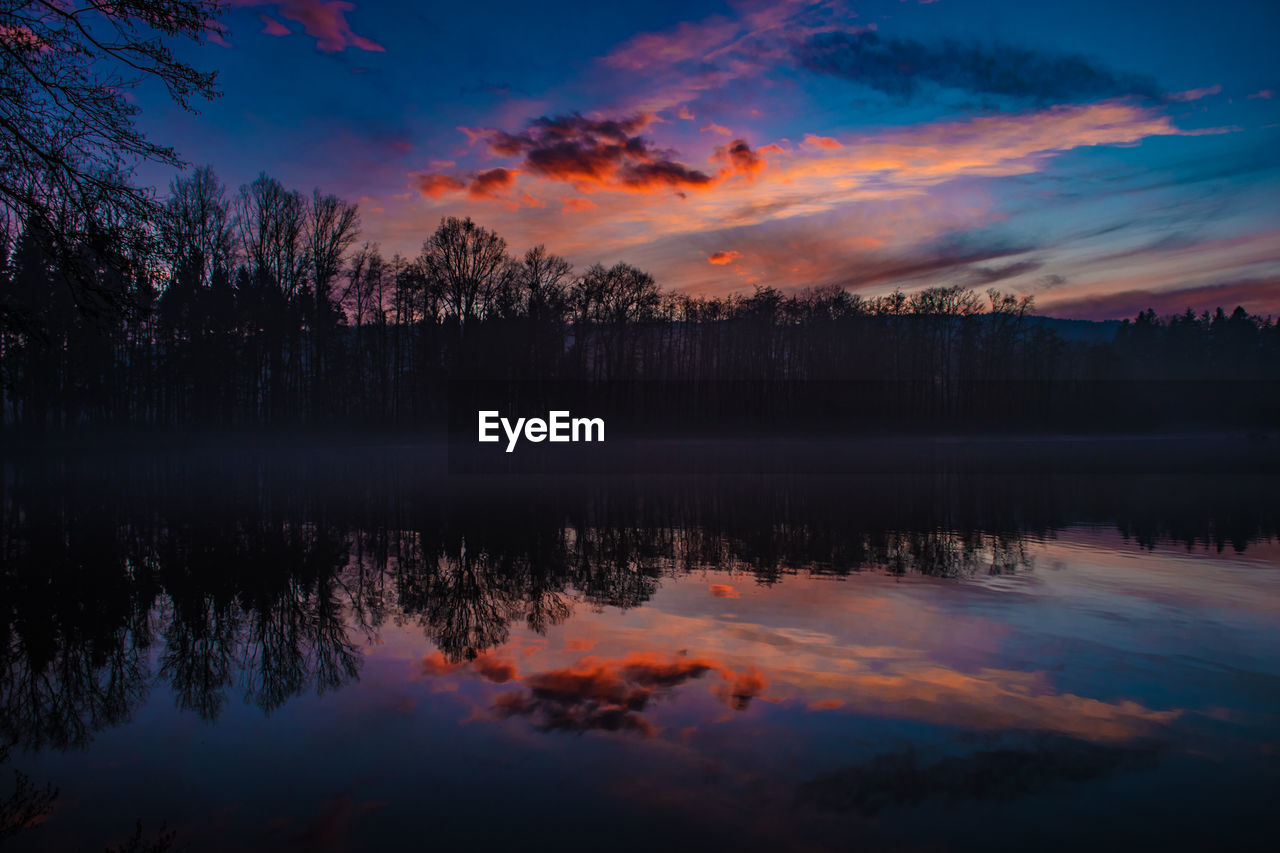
[135,0,1280,318]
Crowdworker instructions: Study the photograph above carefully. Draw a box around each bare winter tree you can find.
[341,242,385,330]
[418,216,510,330]
[517,244,572,322]
[162,165,234,287]
[305,188,359,388]
[306,189,360,313]
[571,262,659,325]
[235,173,307,297]
[0,1,224,327]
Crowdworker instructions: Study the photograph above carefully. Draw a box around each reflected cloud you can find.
[491,653,725,736]
[424,651,772,736]
[774,661,1181,742]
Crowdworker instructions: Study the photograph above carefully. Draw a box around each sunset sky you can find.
[137,0,1280,319]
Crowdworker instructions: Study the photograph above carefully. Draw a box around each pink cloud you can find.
[802,133,843,150]
[230,1,384,53]
[1167,84,1221,102]
[604,17,742,72]
[599,1,853,116]
[259,13,291,36]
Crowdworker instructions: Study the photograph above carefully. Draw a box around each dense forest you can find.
[1,166,1277,434]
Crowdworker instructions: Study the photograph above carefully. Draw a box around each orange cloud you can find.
[713,666,768,710]
[468,113,713,194]
[468,167,517,199]
[481,652,769,736]
[802,133,843,150]
[418,651,465,676]
[701,122,733,136]
[562,197,597,213]
[708,251,741,266]
[419,650,518,683]
[713,138,766,178]
[781,663,1180,742]
[412,172,465,199]
[808,698,845,711]
[709,582,740,597]
[472,655,519,684]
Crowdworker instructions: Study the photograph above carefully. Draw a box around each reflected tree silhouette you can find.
[398,537,573,662]
[0,745,57,842]
[158,594,238,721]
[238,572,363,715]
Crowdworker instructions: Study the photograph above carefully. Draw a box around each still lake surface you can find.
[2,444,1278,851]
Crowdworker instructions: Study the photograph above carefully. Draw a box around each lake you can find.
[2,444,1278,851]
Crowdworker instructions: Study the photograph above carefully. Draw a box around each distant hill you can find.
[1028,315,1121,343]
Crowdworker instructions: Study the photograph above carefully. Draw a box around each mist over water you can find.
[2,446,1278,851]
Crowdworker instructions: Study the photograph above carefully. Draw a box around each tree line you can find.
[1,166,1277,433]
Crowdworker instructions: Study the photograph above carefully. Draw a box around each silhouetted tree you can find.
[0,0,223,332]
[419,216,510,332]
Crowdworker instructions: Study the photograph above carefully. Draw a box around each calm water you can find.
[2,446,1279,851]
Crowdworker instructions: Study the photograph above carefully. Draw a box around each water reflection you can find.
[1,450,1278,850]
[798,734,1165,816]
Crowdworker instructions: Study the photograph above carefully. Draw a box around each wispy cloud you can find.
[796,30,1160,105]
[1046,277,1280,321]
